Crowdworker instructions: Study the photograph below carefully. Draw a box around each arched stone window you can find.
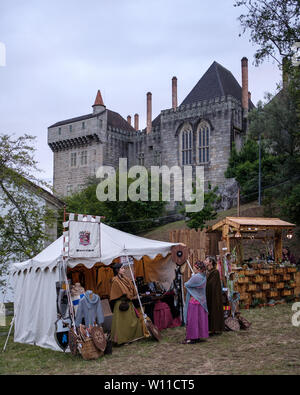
[197,122,210,163]
[179,123,193,165]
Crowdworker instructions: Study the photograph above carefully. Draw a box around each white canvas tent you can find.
[10,223,179,351]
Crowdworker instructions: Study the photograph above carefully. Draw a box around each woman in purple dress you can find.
[182,261,209,344]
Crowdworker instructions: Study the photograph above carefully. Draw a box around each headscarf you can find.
[183,272,208,324]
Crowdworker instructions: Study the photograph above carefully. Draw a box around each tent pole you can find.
[126,256,148,328]
[2,315,15,353]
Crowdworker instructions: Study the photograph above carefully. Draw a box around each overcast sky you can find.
[0,0,282,182]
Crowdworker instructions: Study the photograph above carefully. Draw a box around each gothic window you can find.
[197,122,210,163]
[179,123,192,165]
[70,152,76,167]
[80,151,87,166]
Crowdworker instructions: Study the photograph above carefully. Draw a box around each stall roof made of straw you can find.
[211,217,296,231]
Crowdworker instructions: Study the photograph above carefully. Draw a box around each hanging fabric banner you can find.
[68,220,101,258]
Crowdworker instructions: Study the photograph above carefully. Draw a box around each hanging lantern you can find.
[235,230,242,238]
[286,230,293,240]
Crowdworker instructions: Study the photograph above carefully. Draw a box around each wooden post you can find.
[274,229,283,262]
[222,224,230,254]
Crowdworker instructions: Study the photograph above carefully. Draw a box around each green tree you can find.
[0,134,56,289]
[181,183,220,231]
[63,171,166,235]
[234,0,300,69]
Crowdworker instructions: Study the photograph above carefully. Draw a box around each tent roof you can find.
[11,223,179,274]
[211,216,296,231]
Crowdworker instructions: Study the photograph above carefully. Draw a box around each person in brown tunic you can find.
[204,256,225,335]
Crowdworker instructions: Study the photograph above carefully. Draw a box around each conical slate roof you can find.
[93,89,105,107]
[181,61,254,108]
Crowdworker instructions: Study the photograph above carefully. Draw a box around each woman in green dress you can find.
[109,263,144,345]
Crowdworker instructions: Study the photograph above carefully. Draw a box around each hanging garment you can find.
[75,290,104,327]
[96,266,114,298]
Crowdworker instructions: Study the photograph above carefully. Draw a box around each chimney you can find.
[127,115,132,126]
[241,57,249,115]
[134,113,139,131]
[147,92,152,134]
[172,76,178,109]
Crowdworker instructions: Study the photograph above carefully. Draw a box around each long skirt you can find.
[111,300,144,345]
[186,301,209,340]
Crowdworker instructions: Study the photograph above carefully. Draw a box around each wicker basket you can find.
[261,283,270,290]
[268,275,278,282]
[267,290,278,298]
[260,269,271,275]
[238,277,249,284]
[289,282,296,288]
[274,268,284,274]
[245,270,257,276]
[281,289,293,297]
[253,291,264,299]
[276,282,285,289]
[78,338,103,360]
[287,267,297,273]
[253,275,264,283]
[239,293,249,301]
[247,283,258,292]
[282,274,291,281]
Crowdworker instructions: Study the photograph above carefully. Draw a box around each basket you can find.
[274,268,284,274]
[287,267,297,273]
[238,277,249,284]
[260,269,271,275]
[253,291,264,299]
[289,282,296,288]
[267,290,278,298]
[78,338,103,360]
[261,283,270,290]
[281,289,293,297]
[268,275,278,282]
[276,282,284,289]
[253,275,264,283]
[282,274,291,281]
[247,283,258,292]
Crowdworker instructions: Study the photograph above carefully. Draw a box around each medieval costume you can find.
[75,290,104,327]
[183,266,209,342]
[110,266,144,345]
[206,268,225,334]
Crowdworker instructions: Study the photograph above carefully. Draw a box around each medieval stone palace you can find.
[48,57,253,204]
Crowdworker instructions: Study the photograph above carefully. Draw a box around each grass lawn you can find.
[1,303,300,375]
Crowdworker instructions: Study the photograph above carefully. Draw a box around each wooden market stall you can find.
[210,217,299,306]
[210,217,296,263]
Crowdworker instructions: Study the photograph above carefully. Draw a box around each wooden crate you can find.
[253,291,264,299]
[260,269,271,275]
[247,283,258,292]
[245,270,258,276]
[282,274,291,281]
[261,283,270,291]
[274,268,284,274]
[267,290,278,298]
[287,267,297,273]
[238,277,249,284]
[253,275,264,283]
[281,289,293,297]
[268,275,278,282]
